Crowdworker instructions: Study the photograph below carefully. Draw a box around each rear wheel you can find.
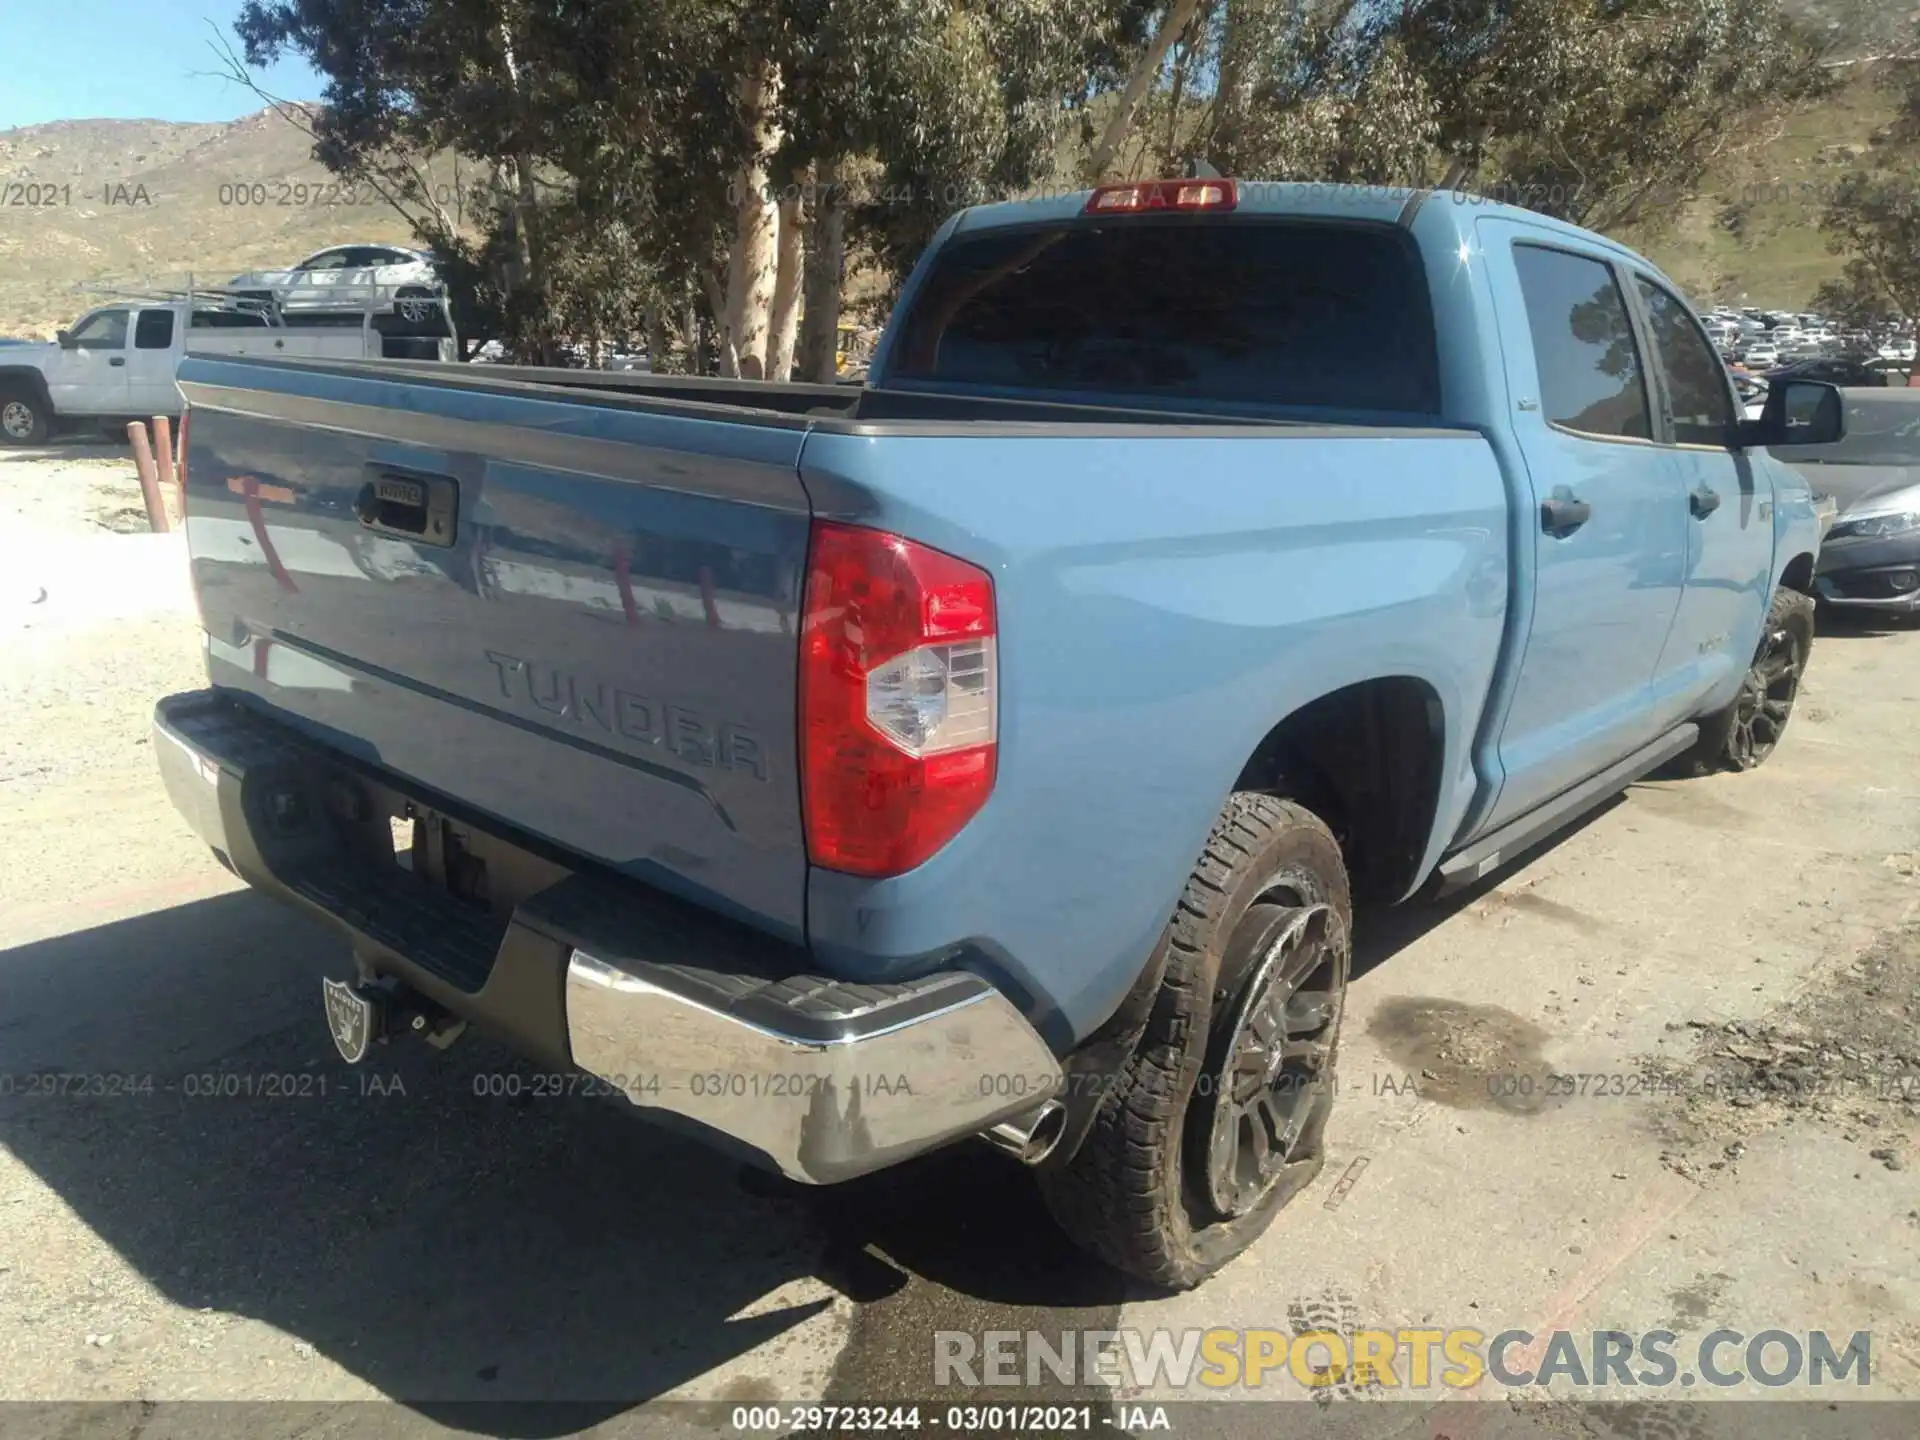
[1685,588,1815,774]
[393,287,444,334]
[1038,793,1351,1289]
[1,391,50,446]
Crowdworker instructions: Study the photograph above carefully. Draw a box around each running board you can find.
[1436,725,1699,894]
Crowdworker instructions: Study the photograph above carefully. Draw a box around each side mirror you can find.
[1736,379,1844,449]
[55,330,75,349]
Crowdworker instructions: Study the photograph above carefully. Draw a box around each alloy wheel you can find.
[1196,897,1346,1219]
[1729,620,1804,768]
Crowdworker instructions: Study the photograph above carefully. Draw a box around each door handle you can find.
[109,357,125,367]
[1690,486,1721,519]
[1541,492,1592,538]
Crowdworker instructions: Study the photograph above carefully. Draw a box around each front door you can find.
[44,307,131,416]
[1628,275,1776,721]
[1474,225,1689,833]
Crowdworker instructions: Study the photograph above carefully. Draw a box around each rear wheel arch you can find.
[1233,676,1448,904]
[0,366,53,410]
[0,369,54,445]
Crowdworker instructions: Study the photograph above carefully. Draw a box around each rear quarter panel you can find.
[797,425,1509,1046]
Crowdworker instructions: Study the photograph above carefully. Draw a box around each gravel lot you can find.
[1,442,1916,1438]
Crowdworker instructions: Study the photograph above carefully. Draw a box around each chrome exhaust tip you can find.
[982,1099,1068,1165]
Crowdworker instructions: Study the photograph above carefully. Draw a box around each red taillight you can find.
[799,522,998,877]
[1084,178,1238,215]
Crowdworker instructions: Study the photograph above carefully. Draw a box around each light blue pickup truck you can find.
[155,179,1835,1287]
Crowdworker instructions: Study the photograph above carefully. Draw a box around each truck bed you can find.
[234,353,1457,433]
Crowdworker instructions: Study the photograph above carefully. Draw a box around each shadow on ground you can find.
[1814,603,1920,643]
[0,783,1674,1431]
[0,891,1126,1434]
[1350,797,1623,984]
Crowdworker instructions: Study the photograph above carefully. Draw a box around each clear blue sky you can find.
[1,0,328,129]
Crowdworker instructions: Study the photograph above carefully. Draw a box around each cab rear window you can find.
[887,218,1441,415]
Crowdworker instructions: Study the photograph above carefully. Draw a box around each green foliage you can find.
[1818,35,1920,339]
[237,0,1130,360]
[231,0,1858,366]
[1183,0,1834,231]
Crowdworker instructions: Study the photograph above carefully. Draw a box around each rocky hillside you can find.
[0,109,449,338]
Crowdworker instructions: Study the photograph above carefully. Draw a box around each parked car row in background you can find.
[1704,304,1915,378]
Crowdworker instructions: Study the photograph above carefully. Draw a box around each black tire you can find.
[1038,793,1352,1289]
[0,389,51,446]
[1684,588,1816,775]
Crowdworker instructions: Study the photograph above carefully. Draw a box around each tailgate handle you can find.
[356,468,459,547]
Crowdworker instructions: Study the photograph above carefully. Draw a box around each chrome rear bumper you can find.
[565,953,1063,1183]
[153,689,1063,1183]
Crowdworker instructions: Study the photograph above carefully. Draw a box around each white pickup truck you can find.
[0,298,455,446]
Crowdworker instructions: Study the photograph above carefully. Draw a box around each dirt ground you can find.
[1,440,1916,1439]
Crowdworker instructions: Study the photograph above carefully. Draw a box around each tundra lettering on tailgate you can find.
[483,650,768,781]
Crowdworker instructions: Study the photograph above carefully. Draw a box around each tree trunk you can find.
[797,158,848,384]
[720,59,784,379]
[683,300,703,374]
[1211,2,1252,173]
[646,306,668,374]
[765,191,805,383]
[498,26,544,353]
[1083,0,1204,182]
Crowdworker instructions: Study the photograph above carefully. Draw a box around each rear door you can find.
[178,361,815,936]
[1628,273,1774,715]
[128,307,181,414]
[45,307,131,415]
[1474,224,1688,831]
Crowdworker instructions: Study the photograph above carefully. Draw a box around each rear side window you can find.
[135,309,174,349]
[1632,278,1735,446]
[1512,245,1651,441]
[191,309,270,329]
[888,219,1441,415]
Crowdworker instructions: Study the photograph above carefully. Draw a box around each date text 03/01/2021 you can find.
[726,1404,1171,1433]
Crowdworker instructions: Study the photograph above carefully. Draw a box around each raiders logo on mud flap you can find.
[322,977,378,1064]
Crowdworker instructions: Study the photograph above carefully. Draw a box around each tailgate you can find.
[176,357,813,937]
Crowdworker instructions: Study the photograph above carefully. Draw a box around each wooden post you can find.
[126,421,172,534]
[153,416,174,489]
[152,415,182,527]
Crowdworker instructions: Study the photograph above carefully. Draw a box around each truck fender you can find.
[0,366,53,411]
